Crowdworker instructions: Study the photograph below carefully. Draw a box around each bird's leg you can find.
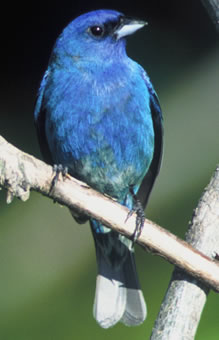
[126,186,145,242]
[49,164,69,196]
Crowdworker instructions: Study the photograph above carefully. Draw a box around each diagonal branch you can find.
[1,135,219,294]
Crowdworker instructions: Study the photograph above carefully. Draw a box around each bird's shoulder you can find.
[137,65,163,123]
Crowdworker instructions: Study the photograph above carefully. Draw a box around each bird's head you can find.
[51,9,147,64]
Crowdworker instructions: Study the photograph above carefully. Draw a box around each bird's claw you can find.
[126,186,145,244]
[131,199,145,243]
[49,164,69,196]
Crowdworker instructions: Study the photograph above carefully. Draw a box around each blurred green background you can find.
[1,1,219,339]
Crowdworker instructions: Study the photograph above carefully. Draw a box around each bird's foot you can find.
[49,164,69,196]
[126,186,145,243]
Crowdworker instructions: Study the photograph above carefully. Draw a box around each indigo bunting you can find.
[34,9,163,328]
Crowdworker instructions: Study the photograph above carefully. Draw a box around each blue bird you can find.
[34,9,163,328]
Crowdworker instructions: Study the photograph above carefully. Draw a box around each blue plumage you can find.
[34,9,163,328]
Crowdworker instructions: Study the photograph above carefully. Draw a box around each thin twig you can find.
[0,135,219,294]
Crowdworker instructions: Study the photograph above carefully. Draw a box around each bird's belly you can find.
[48,122,154,199]
[70,153,144,198]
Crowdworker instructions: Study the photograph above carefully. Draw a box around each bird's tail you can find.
[90,220,147,328]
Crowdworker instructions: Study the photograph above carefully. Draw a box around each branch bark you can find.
[151,165,219,339]
[201,0,219,32]
[1,135,219,296]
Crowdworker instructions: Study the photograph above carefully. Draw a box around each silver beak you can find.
[114,17,147,40]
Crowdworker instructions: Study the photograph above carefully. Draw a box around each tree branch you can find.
[150,163,219,339]
[1,135,219,296]
[201,0,219,32]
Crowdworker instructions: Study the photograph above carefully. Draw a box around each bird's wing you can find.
[34,70,54,164]
[137,72,163,209]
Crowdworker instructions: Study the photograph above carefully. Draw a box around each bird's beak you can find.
[114,16,147,40]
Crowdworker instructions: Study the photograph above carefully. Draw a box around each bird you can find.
[34,9,163,329]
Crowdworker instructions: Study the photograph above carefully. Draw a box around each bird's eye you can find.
[89,25,104,37]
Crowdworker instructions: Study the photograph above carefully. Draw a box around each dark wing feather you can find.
[137,82,163,209]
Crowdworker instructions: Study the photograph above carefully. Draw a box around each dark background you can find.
[1,1,219,339]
